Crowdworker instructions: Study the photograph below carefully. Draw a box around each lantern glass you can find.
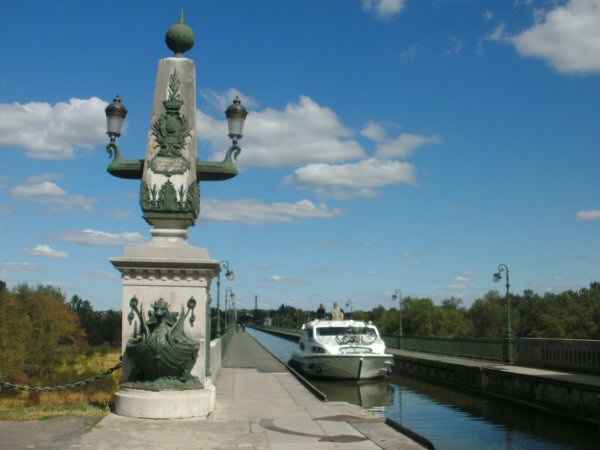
[107,114,125,136]
[227,116,245,139]
[225,97,248,142]
[105,96,128,139]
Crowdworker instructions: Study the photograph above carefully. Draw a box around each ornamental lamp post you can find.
[216,260,234,337]
[105,96,128,143]
[493,264,514,364]
[225,96,248,145]
[225,287,234,331]
[102,12,249,419]
[391,289,403,349]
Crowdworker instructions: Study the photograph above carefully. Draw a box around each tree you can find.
[435,298,473,338]
[402,298,437,336]
[0,283,86,381]
[468,291,507,338]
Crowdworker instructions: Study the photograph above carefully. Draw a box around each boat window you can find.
[366,326,378,336]
[316,327,348,336]
[315,326,372,336]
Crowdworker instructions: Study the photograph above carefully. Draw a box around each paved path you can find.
[1,332,425,450]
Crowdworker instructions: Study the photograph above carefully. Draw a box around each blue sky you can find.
[1,0,600,312]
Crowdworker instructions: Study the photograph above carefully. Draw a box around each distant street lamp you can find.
[391,289,403,349]
[216,260,235,337]
[225,287,235,330]
[493,264,514,364]
[345,300,353,320]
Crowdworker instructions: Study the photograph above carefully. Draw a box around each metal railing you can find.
[220,328,235,357]
[518,338,600,375]
[382,335,508,362]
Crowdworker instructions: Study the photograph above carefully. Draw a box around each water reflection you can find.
[310,378,393,409]
[247,328,598,450]
[387,375,598,450]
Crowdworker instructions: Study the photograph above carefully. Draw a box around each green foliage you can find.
[70,295,121,345]
[251,281,600,341]
[0,283,86,382]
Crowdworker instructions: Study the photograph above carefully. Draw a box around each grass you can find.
[0,346,121,421]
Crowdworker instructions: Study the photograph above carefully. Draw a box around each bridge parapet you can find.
[518,338,600,375]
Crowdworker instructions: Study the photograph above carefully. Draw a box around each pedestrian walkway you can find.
[1,332,426,450]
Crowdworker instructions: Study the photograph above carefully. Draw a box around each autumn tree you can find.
[0,283,86,382]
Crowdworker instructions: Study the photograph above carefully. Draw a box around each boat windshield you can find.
[316,326,376,337]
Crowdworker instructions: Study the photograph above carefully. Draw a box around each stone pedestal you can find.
[115,384,216,419]
[111,229,219,418]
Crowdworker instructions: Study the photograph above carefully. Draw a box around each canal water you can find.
[246,328,599,450]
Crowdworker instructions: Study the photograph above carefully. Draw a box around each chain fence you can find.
[0,360,122,393]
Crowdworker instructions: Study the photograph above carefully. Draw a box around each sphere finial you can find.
[165,9,195,57]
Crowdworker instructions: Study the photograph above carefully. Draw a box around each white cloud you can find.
[10,176,96,212]
[0,97,108,159]
[200,88,259,113]
[57,229,147,246]
[454,272,477,282]
[500,0,600,74]
[401,42,426,60]
[83,270,120,279]
[577,210,600,221]
[362,0,406,21]
[448,284,467,290]
[486,22,507,43]
[288,158,416,199]
[361,121,388,141]
[361,121,442,159]
[198,96,366,168]
[445,34,465,57]
[12,181,67,198]
[25,244,69,259]
[107,209,133,219]
[266,274,305,285]
[402,251,427,265]
[375,133,442,159]
[314,240,375,249]
[0,263,38,278]
[200,198,344,225]
[24,172,63,184]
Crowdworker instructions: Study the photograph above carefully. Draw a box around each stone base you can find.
[115,384,216,419]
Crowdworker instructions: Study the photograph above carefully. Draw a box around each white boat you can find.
[290,320,394,380]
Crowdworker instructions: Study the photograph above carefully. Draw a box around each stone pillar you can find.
[103,13,245,419]
[112,230,219,418]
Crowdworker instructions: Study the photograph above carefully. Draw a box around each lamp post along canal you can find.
[493,264,514,364]
[225,287,234,331]
[392,289,403,349]
[216,260,234,337]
